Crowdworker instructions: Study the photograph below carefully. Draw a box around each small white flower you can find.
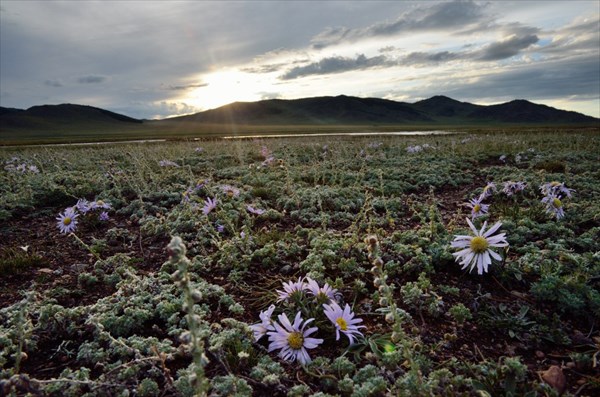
[451,218,508,275]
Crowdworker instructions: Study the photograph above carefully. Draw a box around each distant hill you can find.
[0,104,141,132]
[165,95,597,125]
[1,96,598,143]
[170,95,433,124]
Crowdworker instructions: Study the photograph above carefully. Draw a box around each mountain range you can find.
[1,95,598,141]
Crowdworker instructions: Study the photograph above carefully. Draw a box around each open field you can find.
[1,128,599,396]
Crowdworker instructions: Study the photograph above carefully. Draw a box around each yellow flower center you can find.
[287,332,304,349]
[96,200,104,206]
[63,217,72,225]
[470,236,489,253]
[226,190,234,197]
[473,204,481,212]
[550,181,560,187]
[336,317,348,331]
[552,198,562,208]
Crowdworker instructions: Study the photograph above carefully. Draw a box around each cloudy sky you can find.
[1,0,599,119]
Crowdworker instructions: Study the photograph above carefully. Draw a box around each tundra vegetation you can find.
[1,128,599,396]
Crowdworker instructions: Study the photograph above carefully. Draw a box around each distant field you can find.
[1,128,599,396]
[2,122,599,146]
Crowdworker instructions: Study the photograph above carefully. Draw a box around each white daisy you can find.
[451,218,508,275]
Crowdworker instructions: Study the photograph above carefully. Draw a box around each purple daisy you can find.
[267,312,323,365]
[246,205,265,215]
[478,182,497,200]
[541,193,565,220]
[221,184,240,198]
[466,197,489,219]
[502,181,527,196]
[276,277,307,303]
[250,305,276,341]
[75,198,91,214]
[99,211,110,221]
[540,181,574,199]
[305,277,339,304]
[202,197,218,215]
[90,199,112,210]
[56,207,79,234]
[323,301,365,345]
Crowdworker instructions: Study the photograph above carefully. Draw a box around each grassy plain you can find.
[1,128,599,396]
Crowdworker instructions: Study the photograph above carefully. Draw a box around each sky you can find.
[1,0,599,120]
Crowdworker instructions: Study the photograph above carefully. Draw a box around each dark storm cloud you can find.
[416,55,600,101]
[311,0,491,48]
[280,54,392,80]
[281,32,543,78]
[77,75,106,84]
[399,51,461,66]
[478,34,539,61]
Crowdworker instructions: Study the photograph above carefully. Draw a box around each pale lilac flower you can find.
[202,197,217,215]
[16,164,26,173]
[305,277,339,304]
[250,305,276,341]
[368,142,382,149]
[159,160,179,167]
[28,165,39,173]
[90,199,111,210]
[194,147,204,153]
[182,187,194,203]
[406,145,422,153]
[56,207,79,234]
[260,146,271,158]
[502,181,527,196]
[267,312,323,365]
[195,179,209,190]
[541,193,565,220]
[540,181,574,198]
[451,218,509,275]
[99,211,110,221]
[466,197,489,219]
[221,184,240,198]
[276,277,307,302]
[215,223,225,233]
[323,301,365,344]
[479,182,497,200]
[246,205,265,215]
[75,198,91,214]
[261,156,275,167]
[499,155,507,162]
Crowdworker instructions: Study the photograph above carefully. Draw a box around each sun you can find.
[182,69,266,111]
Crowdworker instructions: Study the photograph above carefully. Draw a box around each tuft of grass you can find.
[0,247,46,275]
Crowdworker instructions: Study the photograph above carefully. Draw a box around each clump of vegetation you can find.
[1,129,599,395]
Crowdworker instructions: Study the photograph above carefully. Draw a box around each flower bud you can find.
[180,331,192,344]
[385,312,395,323]
[171,269,185,282]
[191,290,203,302]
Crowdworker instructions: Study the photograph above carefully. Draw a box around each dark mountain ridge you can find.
[0,104,141,131]
[167,95,597,125]
[1,96,598,137]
